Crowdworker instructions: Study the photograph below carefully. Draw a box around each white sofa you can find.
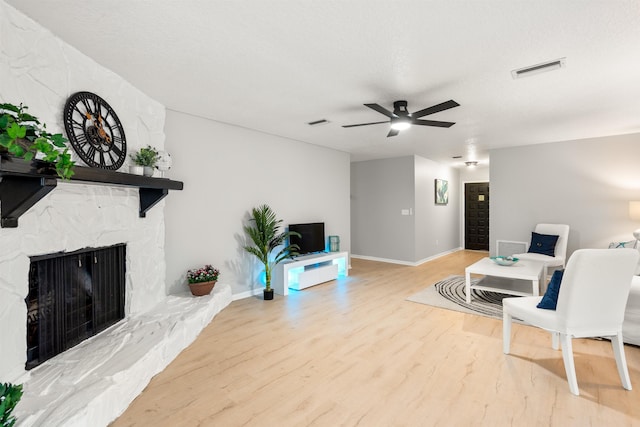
[624,276,640,346]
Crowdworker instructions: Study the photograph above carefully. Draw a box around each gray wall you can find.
[490,133,640,257]
[351,156,416,262]
[351,155,460,264]
[163,110,351,296]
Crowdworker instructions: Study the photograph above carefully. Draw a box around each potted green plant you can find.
[186,264,220,296]
[1,382,23,427]
[243,204,300,300]
[130,145,159,176]
[0,103,75,179]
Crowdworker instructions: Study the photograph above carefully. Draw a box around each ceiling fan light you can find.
[390,118,411,131]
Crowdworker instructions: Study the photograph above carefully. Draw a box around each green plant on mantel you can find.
[0,103,75,179]
[0,382,23,427]
[130,145,159,167]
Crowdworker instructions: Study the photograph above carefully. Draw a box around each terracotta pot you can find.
[188,280,216,296]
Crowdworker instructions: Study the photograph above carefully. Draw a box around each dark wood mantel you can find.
[0,155,184,228]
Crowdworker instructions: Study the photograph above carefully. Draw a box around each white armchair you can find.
[502,248,639,395]
[513,223,570,276]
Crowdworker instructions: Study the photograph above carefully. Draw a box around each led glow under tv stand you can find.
[272,251,349,295]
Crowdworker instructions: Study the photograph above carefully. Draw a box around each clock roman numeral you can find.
[74,133,89,146]
[72,119,86,130]
[80,98,94,116]
[107,151,118,165]
[73,104,87,118]
[111,143,122,157]
[85,145,97,162]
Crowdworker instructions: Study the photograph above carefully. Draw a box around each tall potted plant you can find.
[243,204,300,300]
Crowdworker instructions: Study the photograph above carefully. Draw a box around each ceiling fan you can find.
[342,99,460,137]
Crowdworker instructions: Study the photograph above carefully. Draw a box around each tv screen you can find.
[289,223,325,255]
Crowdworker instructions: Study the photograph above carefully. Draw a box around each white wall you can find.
[163,110,351,296]
[351,155,460,264]
[414,156,460,262]
[490,133,640,257]
[0,1,167,382]
[460,165,489,183]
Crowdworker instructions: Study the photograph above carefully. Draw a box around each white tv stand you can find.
[272,251,349,295]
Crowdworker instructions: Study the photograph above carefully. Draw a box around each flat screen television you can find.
[289,222,325,255]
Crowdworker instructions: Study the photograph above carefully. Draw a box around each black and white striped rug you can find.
[407,275,509,320]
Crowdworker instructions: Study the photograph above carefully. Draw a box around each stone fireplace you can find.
[0,180,232,427]
[0,182,169,381]
[1,5,232,425]
[26,244,127,370]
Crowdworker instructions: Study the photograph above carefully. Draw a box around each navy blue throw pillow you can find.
[528,232,559,257]
[537,269,564,310]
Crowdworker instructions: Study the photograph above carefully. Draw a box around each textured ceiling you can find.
[7,0,640,166]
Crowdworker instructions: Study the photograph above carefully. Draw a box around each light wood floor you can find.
[112,251,640,426]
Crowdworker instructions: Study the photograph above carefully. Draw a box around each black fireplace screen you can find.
[26,244,126,370]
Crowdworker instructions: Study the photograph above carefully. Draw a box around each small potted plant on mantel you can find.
[186,264,220,296]
[243,204,300,300]
[0,102,75,179]
[129,145,159,176]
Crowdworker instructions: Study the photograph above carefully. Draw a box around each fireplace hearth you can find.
[26,244,126,369]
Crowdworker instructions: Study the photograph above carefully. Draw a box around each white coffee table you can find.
[465,257,546,303]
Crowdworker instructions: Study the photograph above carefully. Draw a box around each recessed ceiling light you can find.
[465,161,478,167]
[511,57,566,79]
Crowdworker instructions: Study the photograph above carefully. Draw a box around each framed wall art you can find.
[435,179,448,205]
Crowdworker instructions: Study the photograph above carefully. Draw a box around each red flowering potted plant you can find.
[186,264,220,296]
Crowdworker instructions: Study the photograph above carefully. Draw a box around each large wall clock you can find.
[63,91,127,170]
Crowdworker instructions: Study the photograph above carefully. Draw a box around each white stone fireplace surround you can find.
[0,182,232,426]
[1,3,232,425]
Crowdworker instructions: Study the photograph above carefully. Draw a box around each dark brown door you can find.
[465,182,490,250]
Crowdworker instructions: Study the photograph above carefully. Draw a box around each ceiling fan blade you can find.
[412,119,456,128]
[342,120,389,128]
[364,103,396,118]
[387,129,399,137]
[411,100,460,118]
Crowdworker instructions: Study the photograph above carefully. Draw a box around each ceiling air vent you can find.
[511,58,566,79]
[308,119,329,126]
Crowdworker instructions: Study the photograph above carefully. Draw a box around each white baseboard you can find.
[351,247,462,267]
[232,287,263,301]
[414,247,463,266]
